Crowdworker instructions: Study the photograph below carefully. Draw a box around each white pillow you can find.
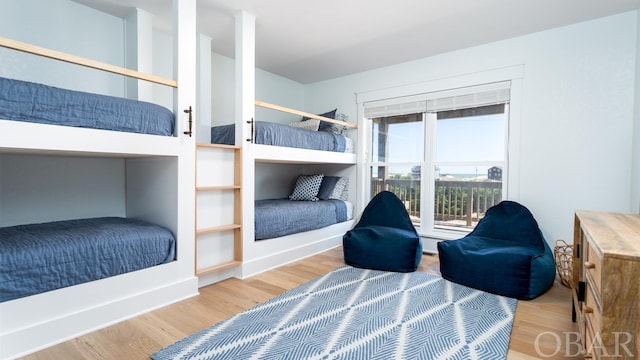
[288,119,320,131]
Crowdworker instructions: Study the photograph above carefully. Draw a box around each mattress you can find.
[211,122,353,152]
[254,199,352,240]
[0,76,175,136]
[0,217,176,303]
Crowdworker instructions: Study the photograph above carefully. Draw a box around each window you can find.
[370,113,424,226]
[365,81,510,236]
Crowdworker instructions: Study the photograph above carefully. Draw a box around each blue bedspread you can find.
[254,199,347,240]
[211,122,346,152]
[0,76,174,136]
[0,217,176,303]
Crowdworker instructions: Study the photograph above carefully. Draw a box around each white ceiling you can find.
[73,0,640,84]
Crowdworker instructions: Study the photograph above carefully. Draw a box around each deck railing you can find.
[371,178,502,229]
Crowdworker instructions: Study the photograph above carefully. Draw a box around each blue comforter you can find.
[254,199,347,240]
[0,76,175,136]
[0,217,176,303]
[211,122,347,152]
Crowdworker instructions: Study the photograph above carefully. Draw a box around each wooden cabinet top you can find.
[575,210,640,262]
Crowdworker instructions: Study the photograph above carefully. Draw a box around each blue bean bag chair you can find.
[343,191,422,272]
[437,200,556,300]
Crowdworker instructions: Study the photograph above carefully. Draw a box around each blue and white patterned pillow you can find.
[289,174,324,201]
[329,177,349,201]
[323,112,349,134]
[301,109,337,133]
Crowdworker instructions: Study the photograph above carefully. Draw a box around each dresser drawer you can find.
[584,240,602,296]
[584,281,601,337]
[585,318,600,360]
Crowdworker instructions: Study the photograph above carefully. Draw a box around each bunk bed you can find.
[255,174,353,240]
[242,103,356,242]
[205,97,357,240]
[255,199,353,239]
[211,120,352,152]
[239,101,358,277]
[0,37,183,299]
[0,76,175,136]
[0,35,188,157]
[0,217,176,303]
[0,1,197,357]
[210,101,355,154]
[197,99,358,281]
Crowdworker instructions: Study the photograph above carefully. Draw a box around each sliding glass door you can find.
[366,82,510,237]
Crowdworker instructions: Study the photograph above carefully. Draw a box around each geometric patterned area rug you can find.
[151,266,517,360]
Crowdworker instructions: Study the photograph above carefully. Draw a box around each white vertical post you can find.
[173,0,196,138]
[236,11,255,269]
[173,0,196,276]
[235,11,255,146]
[356,103,369,213]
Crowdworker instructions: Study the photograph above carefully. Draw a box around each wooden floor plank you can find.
[21,247,580,359]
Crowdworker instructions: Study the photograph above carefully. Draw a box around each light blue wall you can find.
[305,11,639,244]
[211,52,305,127]
[211,52,236,127]
[153,31,174,109]
[0,0,125,95]
[0,155,126,227]
[255,67,305,123]
[0,0,174,104]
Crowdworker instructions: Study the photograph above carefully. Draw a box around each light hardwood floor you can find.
[22,247,579,359]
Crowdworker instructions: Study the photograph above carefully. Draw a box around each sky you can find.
[372,113,506,176]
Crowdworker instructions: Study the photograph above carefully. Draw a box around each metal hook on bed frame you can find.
[246,118,254,143]
[183,106,193,137]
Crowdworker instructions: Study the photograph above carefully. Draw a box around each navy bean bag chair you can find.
[343,191,422,272]
[437,200,556,300]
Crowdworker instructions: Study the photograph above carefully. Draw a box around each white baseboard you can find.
[421,236,441,254]
[1,272,198,359]
[241,236,342,279]
[197,266,241,288]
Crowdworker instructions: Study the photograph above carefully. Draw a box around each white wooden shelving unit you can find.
[195,143,243,285]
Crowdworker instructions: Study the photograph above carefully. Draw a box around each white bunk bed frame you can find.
[241,106,357,277]
[233,12,358,279]
[0,1,198,358]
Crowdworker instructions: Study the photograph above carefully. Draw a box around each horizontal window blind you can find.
[427,86,510,112]
[364,97,427,118]
[364,81,511,118]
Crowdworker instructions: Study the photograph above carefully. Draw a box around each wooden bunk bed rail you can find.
[0,35,177,88]
[255,100,357,129]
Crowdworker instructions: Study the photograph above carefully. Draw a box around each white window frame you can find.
[356,65,523,239]
[424,105,510,238]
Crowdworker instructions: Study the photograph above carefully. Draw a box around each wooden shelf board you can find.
[196,260,241,276]
[196,224,241,235]
[196,143,240,150]
[196,185,241,191]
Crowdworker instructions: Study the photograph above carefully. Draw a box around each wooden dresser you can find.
[572,211,640,359]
